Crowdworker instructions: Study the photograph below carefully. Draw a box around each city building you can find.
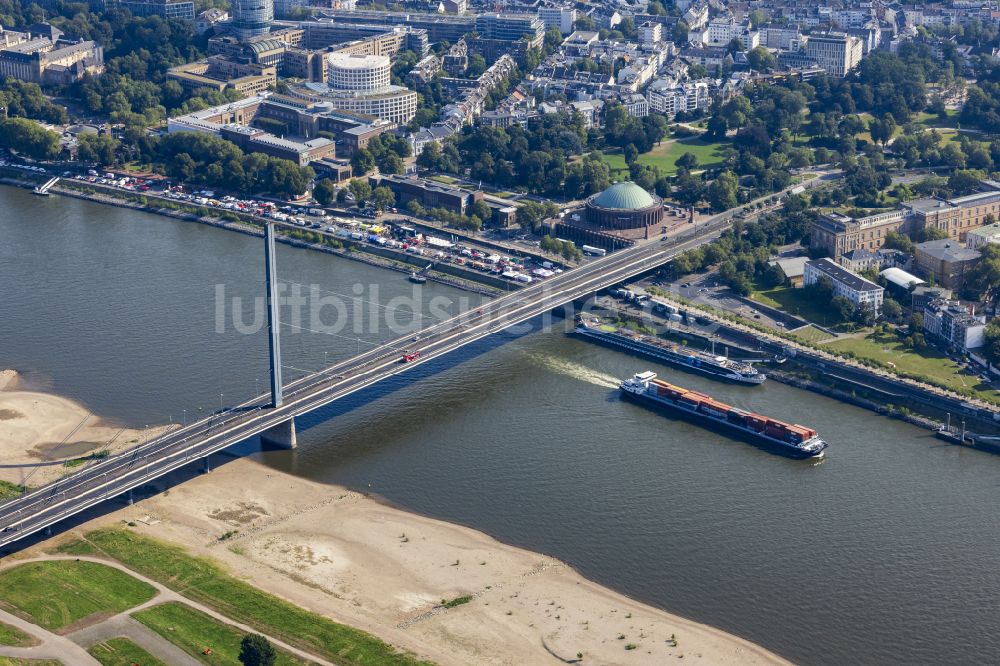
[640,21,662,45]
[538,6,578,35]
[879,266,925,296]
[106,0,195,20]
[289,80,417,125]
[967,222,1000,249]
[220,125,335,165]
[326,52,390,90]
[231,0,274,41]
[811,181,1000,260]
[905,188,1000,241]
[838,247,909,273]
[914,240,982,290]
[770,256,808,287]
[167,56,276,95]
[810,209,911,260]
[474,13,545,47]
[923,299,986,351]
[197,8,230,33]
[804,257,884,315]
[311,10,472,43]
[0,25,103,85]
[803,32,863,77]
[371,174,483,216]
[168,93,393,161]
[585,181,664,233]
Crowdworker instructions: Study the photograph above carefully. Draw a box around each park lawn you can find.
[789,324,835,343]
[428,175,458,184]
[601,135,730,177]
[0,560,156,632]
[0,659,62,666]
[750,285,849,328]
[80,528,432,666]
[0,481,22,502]
[823,332,1000,400]
[0,621,35,648]
[913,109,959,129]
[133,603,309,666]
[88,637,168,666]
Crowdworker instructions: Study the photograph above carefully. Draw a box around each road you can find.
[0,215,736,550]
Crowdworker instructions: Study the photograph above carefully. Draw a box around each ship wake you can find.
[528,353,620,389]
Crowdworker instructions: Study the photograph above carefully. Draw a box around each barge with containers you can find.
[620,371,827,459]
[574,316,765,385]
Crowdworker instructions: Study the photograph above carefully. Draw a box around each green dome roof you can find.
[591,181,656,210]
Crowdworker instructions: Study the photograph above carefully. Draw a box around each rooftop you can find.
[915,239,982,263]
[806,257,883,293]
[590,181,658,210]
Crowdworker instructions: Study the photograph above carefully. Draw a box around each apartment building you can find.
[804,257,885,315]
[923,299,986,351]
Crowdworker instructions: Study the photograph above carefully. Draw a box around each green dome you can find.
[591,181,657,210]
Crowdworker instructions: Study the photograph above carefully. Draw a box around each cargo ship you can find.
[574,316,765,385]
[620,371,827,459]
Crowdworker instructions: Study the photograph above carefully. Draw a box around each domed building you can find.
[585,181,664,231]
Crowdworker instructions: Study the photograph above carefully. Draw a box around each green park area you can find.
[0,659,62,665]
[751,285,849,328]
[0,621,34,648]
[134,602,308,666]
[65,528,432,665]
[0,560,155,632]
[823,330,1000,400]
[88,637,168,666]
[601,135,729,177]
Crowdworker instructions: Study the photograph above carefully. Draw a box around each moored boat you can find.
[574,316,765,385]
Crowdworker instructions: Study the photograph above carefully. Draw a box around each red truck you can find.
[401,351,421,363]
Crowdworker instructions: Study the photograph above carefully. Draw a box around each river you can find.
[3,186,1000,665]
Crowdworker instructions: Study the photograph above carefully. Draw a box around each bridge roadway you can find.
[0,218,732,549]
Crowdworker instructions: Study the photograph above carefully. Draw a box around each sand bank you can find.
[0,369,174,486]
[5,371,789,664]
[43,455,788,666]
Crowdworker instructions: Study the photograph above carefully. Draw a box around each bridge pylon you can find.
[265,222,283,408]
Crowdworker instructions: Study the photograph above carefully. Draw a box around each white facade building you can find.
[326,52,390,90]
[804,257,884,315]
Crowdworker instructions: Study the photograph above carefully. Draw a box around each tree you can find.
[77,134,119,167]
[882,230,914,254]
[675,152,699,171]
[348,178,372,204]
[868,113,897,146]
[831,295,856,322]
[707,170,739,211]
[239,634,276,666]
[882,298,903,323]
[983,320,1000,366]
[370,185,395,211]
[351,148,376,174]
[0,118,60,160]
[313,179,336,206]
[466,53,487,78]
[747,46,777,72]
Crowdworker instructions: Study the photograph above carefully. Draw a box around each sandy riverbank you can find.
[0,370,174,487]
[4,373,789,664]
[43,457,790,666]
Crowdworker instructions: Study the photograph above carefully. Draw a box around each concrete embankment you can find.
[3,174,507,297]
[594,300,1000,435]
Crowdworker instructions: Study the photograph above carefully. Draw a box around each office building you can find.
[914,240,981,289]
[0,24,103,85]
[804,32,863,77]
[326,52,390,90]
[232,0,273,41]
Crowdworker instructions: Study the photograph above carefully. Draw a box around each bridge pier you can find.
[260,418,297,449]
